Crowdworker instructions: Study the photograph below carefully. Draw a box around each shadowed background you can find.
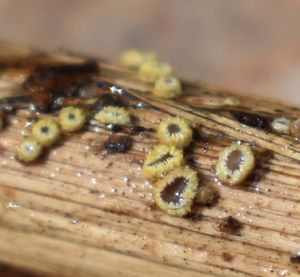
[1,0,300,104]
[0,0,300,103]
[0,0,300,275]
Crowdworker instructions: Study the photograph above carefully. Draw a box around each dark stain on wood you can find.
[232,111,271,130]
[222,252,235,262]
[106,124,122,133]
[104,134,132,154]
[130,125,155,134]
[186,213,203,221]
[23,61,99,111]
[219,216,244,236]
[290,252,300,264]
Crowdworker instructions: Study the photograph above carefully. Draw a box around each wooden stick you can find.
[0,43,300,276]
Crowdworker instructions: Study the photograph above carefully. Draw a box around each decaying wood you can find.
[0,42,300,276]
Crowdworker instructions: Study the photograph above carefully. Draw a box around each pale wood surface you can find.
[0,45,300,276]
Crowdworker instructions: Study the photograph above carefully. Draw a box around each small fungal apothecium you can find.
[16,137,43,163]
[215,143,255,186]
[157,116,192,148]
[59,106,86,133]
[31,118,61,148]
[142,145,185,180]
[120,49,156,70]
[138,61,173,84]
[153,77,182,99]
[153,166,199,216]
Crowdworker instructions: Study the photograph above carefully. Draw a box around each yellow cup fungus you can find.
[157,117,192,148]
[32,118,61,147]
[94,106,131,126]
[142,145,185,180]
[120,49,156,70]
[138,61,173,84]
[216,144,255,186]
[16,137,43,163]
[153,77,182,99]
[153,166,199,217]
[59,106,86,132]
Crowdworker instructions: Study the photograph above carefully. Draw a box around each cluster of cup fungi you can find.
[16,99,135,163]
[120,49,182,99]
[120,49,300,217]
[2,48,300,218]
[17,106,87,162]
[121,49,220,216]
[142,117,199,216]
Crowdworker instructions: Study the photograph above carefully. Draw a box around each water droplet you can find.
[6,201,20,209]
[110,85,124,96]
[214,178,222,186]
[21,121,33,136]
[123,176,129,185]
[201,148,208,153]
[136,102,146,108]
[49,172,56,178]
[90,177,97,185]
[99,193,106,199]
[262,265,273,273]
[28,104,37,112]
[254,187,262,193]
[278,269,289,277]
[55,97,64,106]
[76,171,83,178]
[88,125,101,133]
[138,192,146,198]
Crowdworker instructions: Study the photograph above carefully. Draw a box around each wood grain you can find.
[1,44,300,276]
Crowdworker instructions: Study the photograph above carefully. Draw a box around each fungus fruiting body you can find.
[153,77,182,99]
[153,167,199,216]
[120,49,156,70]
[59,106,86,132]
[138,61,173,83]
[157,117,192,148]
[224,97,240,107]
[142,145,184,179]
[94,106,131,126]
[32,118,61,147]
[271,116,291,134]
[16,137,43,163]
[290,118,300,138]
[216,144,255,186]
